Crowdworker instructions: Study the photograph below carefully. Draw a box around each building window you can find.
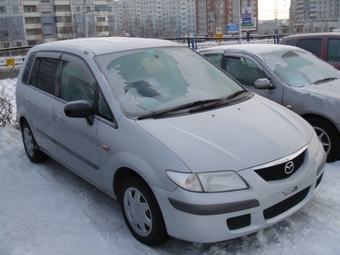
[17,42,22,47]
[54,5,71,12]
[25,17,41,24]
[96,16,107,22]
[55,16,72,23]
[0,18,7,25]
[57,27,73,34]
[13,6,18,13]
[94,5,108,11]
[27,40,37,46]
[0,6,6,13]
[13,17,21,25]
[26,28,42,35]
[24,6,37,12]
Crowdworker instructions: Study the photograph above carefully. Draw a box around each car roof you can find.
[29,37,182,56]
[198,44,300,55]
[280,32,340,41]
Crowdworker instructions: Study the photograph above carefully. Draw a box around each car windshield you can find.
[95,46,243,117]
[260,49,340,88]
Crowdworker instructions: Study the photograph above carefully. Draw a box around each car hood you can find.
[302,79,340,100]
[137,95,313,173]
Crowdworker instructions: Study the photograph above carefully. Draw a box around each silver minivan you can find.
[16,37,326,245]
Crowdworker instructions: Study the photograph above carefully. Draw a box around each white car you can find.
[199,44,340,162]
[16,37,326,245]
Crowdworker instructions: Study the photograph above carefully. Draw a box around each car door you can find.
[53,53,101,186]
[221,53,284,105]
[23,52,62,157]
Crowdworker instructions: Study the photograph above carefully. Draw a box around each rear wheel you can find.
[21,121,47,163]
[306,117,340,162]
[119,176,168,246]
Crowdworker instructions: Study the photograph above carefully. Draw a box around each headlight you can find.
[166,170,248,192]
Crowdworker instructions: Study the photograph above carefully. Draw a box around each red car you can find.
[280,32,340,70]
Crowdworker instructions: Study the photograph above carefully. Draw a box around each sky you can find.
[258,0,290,20]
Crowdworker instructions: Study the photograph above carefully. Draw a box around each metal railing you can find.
[0,46,31,128]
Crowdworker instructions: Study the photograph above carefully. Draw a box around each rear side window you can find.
[203,54,223,66]
[297,39,322,58]
[328,39,340,62]
[283,39,298,46]
[21,53,36,84]
[29,58,59,95]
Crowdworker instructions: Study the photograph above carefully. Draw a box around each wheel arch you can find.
[18,116,28,132]
[113,167,146,202]
[302,113,340,162]
[301,113,340,137]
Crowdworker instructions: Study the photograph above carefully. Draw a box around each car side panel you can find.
[22,86,56,156]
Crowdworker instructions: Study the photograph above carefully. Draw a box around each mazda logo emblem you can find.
[284,161,294,174]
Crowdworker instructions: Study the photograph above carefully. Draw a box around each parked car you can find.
[280,32,340,70]
[16,38,326,245]
[199,44,340,162]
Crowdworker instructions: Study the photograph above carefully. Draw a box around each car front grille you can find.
[254,150,305,181]
[263,186,310,220]
[227,214,251,230]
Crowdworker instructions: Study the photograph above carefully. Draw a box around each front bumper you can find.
[153,145,326,243]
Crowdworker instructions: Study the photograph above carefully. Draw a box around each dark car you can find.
[280,32,340,70]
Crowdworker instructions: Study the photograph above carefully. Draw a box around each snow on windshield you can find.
[260,49,340,88]
[95,47,240,117]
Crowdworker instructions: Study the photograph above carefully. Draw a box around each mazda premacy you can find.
[16,37,326,245]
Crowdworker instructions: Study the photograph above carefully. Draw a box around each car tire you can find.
[119,176,168,246]
[306,117,340,162]
[21,121,47,163]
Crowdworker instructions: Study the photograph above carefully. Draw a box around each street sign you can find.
[227,24,239,33]
[216,26,223,42]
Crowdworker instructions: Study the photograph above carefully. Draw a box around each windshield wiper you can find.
[189,89,247,112]
[137,99,221,119]
[313,77,338,85]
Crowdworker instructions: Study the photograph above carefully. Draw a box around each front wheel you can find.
[21,121,47,163]
[119,176,168,246]
[306,117,340,162]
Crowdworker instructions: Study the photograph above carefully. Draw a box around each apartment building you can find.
[0,0,258,48]
[290,0,340,33]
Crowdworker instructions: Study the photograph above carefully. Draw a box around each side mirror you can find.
[64,100,94,125]
[254,78,274,90]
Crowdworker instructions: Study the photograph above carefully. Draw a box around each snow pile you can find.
[1,125,340,254]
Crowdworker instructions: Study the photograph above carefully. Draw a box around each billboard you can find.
[241,6,257,31]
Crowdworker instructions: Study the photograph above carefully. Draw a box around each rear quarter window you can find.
[21,53,36,84]
[29,58,60,95]
[297,38,322,58]
[283,39,298,46]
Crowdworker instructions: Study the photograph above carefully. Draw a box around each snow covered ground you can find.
[1,125,340,255]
